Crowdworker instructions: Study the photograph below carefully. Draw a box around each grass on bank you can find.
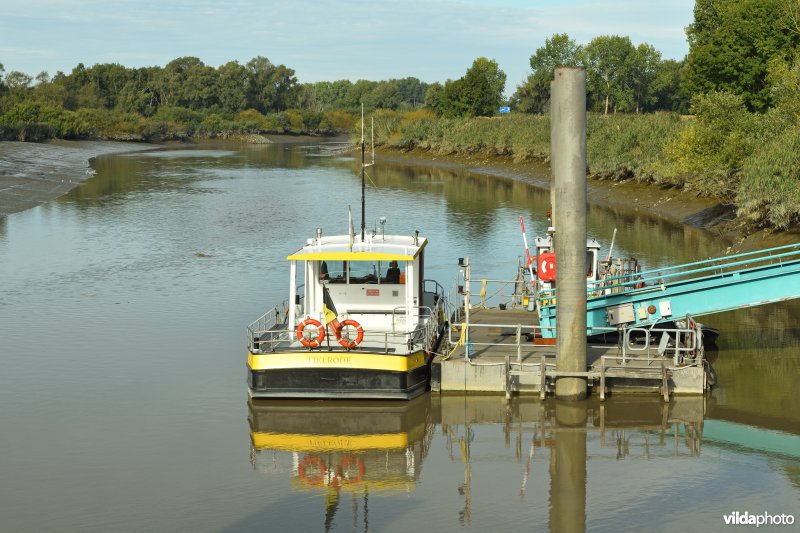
[366,96,800,231]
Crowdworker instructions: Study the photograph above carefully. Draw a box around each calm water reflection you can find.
[0,140,797,532]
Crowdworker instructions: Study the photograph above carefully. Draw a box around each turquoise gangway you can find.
[537,243,800,337]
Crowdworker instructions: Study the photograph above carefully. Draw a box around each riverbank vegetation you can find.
[1,0,800,229]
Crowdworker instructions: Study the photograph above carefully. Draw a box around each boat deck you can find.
[432,307,706,397]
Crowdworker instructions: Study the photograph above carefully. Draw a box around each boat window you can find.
[326,261,347,283]
[586,251,596,279]
[348,261,380,284]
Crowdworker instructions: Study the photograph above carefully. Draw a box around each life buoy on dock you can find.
[335,319,364,349]
[296,317,325,348]
[338,455,366,483]
[298,455,327,485]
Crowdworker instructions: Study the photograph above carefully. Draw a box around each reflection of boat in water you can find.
[248,396,434,494]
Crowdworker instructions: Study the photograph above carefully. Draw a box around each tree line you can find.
[1,0,800,141]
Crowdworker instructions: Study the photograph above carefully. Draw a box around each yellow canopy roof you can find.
[286,233,427,262]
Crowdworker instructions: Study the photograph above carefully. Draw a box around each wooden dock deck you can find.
[431,307,707,398]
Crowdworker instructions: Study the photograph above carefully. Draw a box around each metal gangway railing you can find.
[538,242,800,335]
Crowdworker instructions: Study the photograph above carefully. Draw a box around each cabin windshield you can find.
[321,260,406,284]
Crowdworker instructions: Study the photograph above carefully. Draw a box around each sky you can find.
[0,0,695,94]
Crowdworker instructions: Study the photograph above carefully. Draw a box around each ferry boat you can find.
[246,227,447,399]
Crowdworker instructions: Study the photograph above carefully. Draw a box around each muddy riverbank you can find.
[0,140,160,216]
[375,147,800,252]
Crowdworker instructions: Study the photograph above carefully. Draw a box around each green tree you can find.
[423,82,443,112]
[3,70,33,105]
[629,43,661,113]
[245,57,297,113]
[463,57,506,116]
[650,59,690,113]
[343,79,379,110]
[686,0,797,111]
[85,63,131,109]
[582,35,636,114]
[767,49,800,117]
[370,80,401,110]
[512,33,582,114]
[313,80,352,110]
[117,67,159,115]
[395,77,428,108]
[216,61,248,113]
[439,78,470,117]
[164,57,218,110]
[31,71,69,108]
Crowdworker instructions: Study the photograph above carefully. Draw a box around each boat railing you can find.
[247,302,290,353]
[249,302,445,354]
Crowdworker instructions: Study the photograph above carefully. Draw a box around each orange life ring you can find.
[335,319,364,349]
[298,455,327,485]
[338,455,366,483]
[296,317,325,348]
[538,252,556,281]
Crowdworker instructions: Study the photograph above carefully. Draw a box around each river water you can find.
[0,140,797,532]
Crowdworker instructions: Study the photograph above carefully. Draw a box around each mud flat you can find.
[0,140,157,216]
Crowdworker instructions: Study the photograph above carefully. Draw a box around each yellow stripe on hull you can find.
[248,350,426,372]
[252,432,410,451]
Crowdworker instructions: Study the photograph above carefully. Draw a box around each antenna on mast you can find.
[360,103,366,241]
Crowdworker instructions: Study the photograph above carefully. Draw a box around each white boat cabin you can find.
[286,231,432,339]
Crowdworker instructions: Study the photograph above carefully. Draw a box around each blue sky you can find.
[1,0,694,94]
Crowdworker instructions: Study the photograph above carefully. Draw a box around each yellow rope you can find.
[440,322,466,361]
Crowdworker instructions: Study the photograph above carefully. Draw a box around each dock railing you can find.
[450,274,534,314]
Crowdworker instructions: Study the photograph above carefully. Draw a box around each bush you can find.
[737,124,800,228]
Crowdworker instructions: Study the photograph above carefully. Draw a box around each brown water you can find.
[0,141,797,532]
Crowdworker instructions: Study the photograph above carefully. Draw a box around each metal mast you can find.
[360,104,366,241]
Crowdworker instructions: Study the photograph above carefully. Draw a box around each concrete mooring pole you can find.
[551,67,588,401]
[549,79,558,222]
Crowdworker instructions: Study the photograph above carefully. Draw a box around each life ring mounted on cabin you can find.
[335,319,364,349]
[296,317,325,348]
